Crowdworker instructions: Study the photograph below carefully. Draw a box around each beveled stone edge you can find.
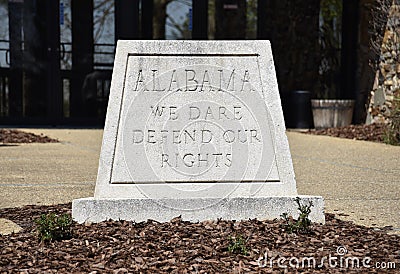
[72,195,325,224]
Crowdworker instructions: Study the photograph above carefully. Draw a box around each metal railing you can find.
[60,42,115,70]
[0,39,10,68]
[0,39,115,120]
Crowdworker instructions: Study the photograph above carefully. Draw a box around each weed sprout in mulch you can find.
[35,213,73,242]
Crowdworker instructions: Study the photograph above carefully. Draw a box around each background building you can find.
[0,0,373,126]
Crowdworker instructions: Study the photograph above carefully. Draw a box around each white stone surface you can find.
[73,40,324,223]
[73,195,325,224]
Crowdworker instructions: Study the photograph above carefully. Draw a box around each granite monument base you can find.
[72,195,325,224]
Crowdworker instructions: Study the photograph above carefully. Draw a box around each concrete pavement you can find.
[0,128,399,234]
[289,131,400,231]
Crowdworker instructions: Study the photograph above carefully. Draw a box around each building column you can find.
[71,0,93,117]
[192,0,208,39]
[142,0,154,39]
[46,0,62,121]
[115,0,140,41]
[215,0,246,39]
[257,0,272,39]
[341,0,359,100]
[8,0,23,117]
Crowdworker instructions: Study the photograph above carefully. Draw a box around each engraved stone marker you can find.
[72,41,324,223]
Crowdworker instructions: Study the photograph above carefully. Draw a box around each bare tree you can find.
[93,0,114,43]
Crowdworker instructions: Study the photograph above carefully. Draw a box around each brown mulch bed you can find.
[305,123,387,143]
[0,204,399,273]
[0,129,59,144]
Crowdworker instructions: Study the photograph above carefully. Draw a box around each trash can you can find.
[286,90,313,129]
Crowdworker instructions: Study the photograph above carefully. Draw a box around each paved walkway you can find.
[0,128,399,234]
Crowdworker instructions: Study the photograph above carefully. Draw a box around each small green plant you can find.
[281,197,314,234]
[35,213,73,242]
[228,234,248,255]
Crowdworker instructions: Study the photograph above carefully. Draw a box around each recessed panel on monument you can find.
[112,55,280,184]
[72,41,325,224]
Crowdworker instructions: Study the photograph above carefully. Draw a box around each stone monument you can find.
[72,40,324,223]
